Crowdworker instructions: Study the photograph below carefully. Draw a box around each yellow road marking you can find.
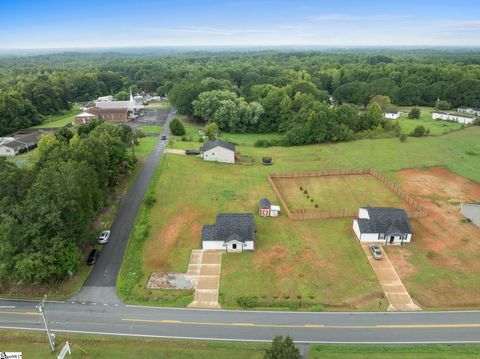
[122,318,480,330]
[0,311,40,316]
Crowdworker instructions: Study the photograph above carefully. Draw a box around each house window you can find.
[378,233,385,240]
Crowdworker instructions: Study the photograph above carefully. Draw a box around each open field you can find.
[33,106,80,128]
[0,330,268,359]
[272,174,412,213]
[387,167,480,309]
[119,127,480,310]
[309,344,480,358]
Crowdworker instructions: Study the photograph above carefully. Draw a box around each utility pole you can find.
[38,295,55,352]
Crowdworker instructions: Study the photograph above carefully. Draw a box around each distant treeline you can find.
[1,50,480,138]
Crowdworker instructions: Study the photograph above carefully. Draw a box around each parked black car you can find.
[161,135,167,140]
[86,249,100,265]
[186,149,200,155]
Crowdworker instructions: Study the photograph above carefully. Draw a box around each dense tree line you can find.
[0,121,134,283]
[1,49,480,138]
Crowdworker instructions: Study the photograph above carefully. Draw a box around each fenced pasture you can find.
[269,169,426,220]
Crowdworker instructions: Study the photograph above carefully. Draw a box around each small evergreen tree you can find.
[410,125,429,137]
[408,107,421,119]
[436,100,451,111]
[169,118,186,136]
[264,336,302,359]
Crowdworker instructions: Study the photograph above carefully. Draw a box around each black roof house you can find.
[357,207,413,235]
[200,140,235,153]
[201,214,255,243]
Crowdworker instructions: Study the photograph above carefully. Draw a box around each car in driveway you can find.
[186,149,200,155]
[369,245,383,260]
[161,135,167,140]
[98,230,110,244]
[86,249,100,265]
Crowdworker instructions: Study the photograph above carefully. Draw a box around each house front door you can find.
[389,236,395,244]
[232,243,237,250]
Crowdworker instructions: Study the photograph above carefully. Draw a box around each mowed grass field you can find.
[308,344,480,358]
[119,126,480,310]
[0,331,268,359]
[33,106,80,128]
[273,175,411,213]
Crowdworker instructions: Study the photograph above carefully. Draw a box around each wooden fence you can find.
[268,168,427,220]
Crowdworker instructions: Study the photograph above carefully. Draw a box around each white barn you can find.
[200,140,235,164]
[384,110,401,120]
[201,214,255,252]
[353,207,413,245]
[432,111,476,124]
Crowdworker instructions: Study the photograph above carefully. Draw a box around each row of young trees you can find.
[0,121,134,283]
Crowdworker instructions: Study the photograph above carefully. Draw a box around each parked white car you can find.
[98,230,111,244]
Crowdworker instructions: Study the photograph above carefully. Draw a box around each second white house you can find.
[200,140,236,164]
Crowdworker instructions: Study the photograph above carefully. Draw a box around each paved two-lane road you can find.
[73,109,175,303]
[0,299,480,344]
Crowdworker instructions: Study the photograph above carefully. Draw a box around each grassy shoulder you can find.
[308,344,480,358]
[0,330,268,359]
[33,106,80,128]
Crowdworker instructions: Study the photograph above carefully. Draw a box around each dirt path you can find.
[187,250,223,309]
[362,245,421,312]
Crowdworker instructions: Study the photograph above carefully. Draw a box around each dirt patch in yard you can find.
[389,167,480,308]
[143,209,201,270]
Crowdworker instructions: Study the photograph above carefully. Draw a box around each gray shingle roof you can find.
[259,198,271,208]
[201,213,255,243]
[200,140,235,153]
[357,207,413,234]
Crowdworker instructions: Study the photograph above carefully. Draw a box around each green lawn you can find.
[0,330,268,359]
[273,174,410,213]
[134,137,158,158]
[398,110,464,136]
[145,100,170,108]
[34,106,80,128]
[118,127,480,310]
[309,344,480,358]
[140,125,163,134]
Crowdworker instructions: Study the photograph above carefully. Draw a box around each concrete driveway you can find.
[362,245,421,312]
[187,250,222,309]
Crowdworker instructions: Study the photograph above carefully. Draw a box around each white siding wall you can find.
[202,240,255,251]
[359,233,382,244]
[353,219,361,239]
[385,113,400,119]
[432,112,475,124]
[358,208,370,219]
[202,146,235,164]
[0,146,16,157]
[202,241,225,250]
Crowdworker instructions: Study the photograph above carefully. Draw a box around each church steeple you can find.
[129,87,133,102]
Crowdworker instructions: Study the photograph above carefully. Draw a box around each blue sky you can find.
[1,0,479,48]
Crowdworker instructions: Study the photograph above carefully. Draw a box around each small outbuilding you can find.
[201,213,255,252]
[258,198,281,217]
[353,207,413,245]
[75,111,96,124]
[200,140,235,164]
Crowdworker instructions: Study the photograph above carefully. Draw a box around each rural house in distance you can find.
[384,110,401,119]
[353,207,413,245]
[201,213,255,252]
[200,139,236,164]
[432,111,476,124]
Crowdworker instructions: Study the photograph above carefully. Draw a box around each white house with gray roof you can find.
[432,111,476,124]
[353,207,413,245]
[201,213,255,252]
[200,140,235,164]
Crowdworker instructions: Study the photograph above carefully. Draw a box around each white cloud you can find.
[309,13,410,21]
